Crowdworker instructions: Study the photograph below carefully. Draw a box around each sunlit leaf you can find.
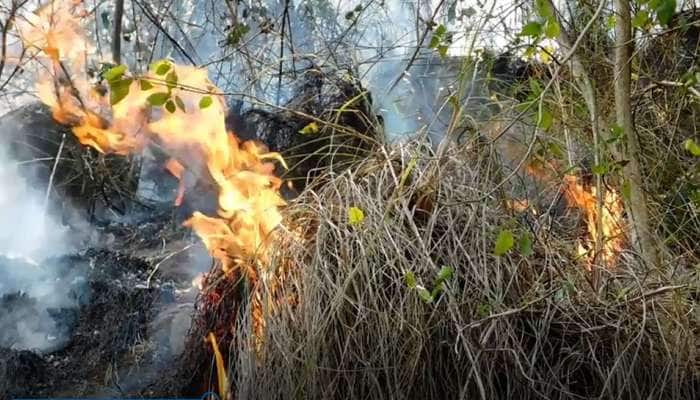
[109,78,132,105]
[632,10,650,28]
[153,61,171,76]
[494,229,515,256]
[103,64,127,82]
[544,19,560,38]
[538,108,553,130]
[348,206,365,226]
[165,99,176,113]
[520,21,542,38]
[166,71,178,90]
[535,0,554,18]
[299,121,320,135]
[405,271,417,289]
[416,286,434,303]
[684,139,700,156]
[436,266,454,284]
[199,96,213,109]
[147,92,170,106]
[139,79,154,90]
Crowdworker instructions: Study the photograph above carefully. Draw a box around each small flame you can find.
[562,175,625,268]
[21,1,285,276]
[526,161,625,269]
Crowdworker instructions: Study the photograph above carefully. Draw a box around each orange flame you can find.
[526,160,625,269]
[562,175,625,269]
[21,1,285,275]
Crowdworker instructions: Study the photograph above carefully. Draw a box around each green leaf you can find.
[494,229,515,256]
[109,78,132,105]
[684,139,700,156]
[434,24,447,36]
[429,35,440,49]
[436,266,454,284]
[544,19,560,38]
[147,92,170,106]
[165,99,176,113]
[538,108,553,130]
[154,62,171,76]
[632,10,650,28]
[199,96,213,109]
[606,15,617,29]
[437,45,449,59]
[174,95,186,112]
[226,23,250,47]
[476,303,491,318]
[166,71,178,90]
[654,0,676,26]
[405,271,417,289]
[519,21,543,38]
[416,286,434,303]
[519,233,534,257]
[348,206,365,226]
[139,79,154,90]
[299,121,320,135]
[103,64,127,82]
[535,0,554,18]
[592,164,609,176]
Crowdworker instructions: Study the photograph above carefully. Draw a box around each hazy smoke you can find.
[0,143,83,352]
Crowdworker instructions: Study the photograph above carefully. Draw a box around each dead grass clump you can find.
[229,142,698,399]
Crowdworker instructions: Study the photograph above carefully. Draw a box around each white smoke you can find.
[0,142,84,352]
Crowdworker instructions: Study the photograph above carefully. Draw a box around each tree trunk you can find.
[613,0,661,268]
[112,0,124,64]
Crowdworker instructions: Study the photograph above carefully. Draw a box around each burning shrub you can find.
[214,141,698,399]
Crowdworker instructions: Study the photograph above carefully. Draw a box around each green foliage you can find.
[428,24,451,59]
[109,78,132,105]
[166,71,178,90]
[199,96,213,109]
[139,79,154,90]
[226,23,250,47]
[103,64,127,82]
[404,266,454,304]
[494,229,515,256]
[520,21,542,37]
[299,122,320,135]
[147,92,170,106]
[348,206,365,226]
[519,233,534,257]
[684,139,700,156]
[651,0,676,26]
[151,60,172,76]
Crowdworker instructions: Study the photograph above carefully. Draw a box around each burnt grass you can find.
[0,244,199,398]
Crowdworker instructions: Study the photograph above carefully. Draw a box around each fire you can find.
[562,175,625,269]
[20,1,286,274]
[526,160,625,269]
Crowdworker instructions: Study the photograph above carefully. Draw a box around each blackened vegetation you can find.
[0,248,199,399]
[0,103,140,221]
[230,67,382,195]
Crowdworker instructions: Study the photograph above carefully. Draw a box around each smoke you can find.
[0,142,84,352]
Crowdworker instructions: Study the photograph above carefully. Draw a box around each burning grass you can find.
[209,141,699,399]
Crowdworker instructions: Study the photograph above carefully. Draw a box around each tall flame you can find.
[19,0,285,274]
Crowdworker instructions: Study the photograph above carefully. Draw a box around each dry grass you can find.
[226,141,698,399]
